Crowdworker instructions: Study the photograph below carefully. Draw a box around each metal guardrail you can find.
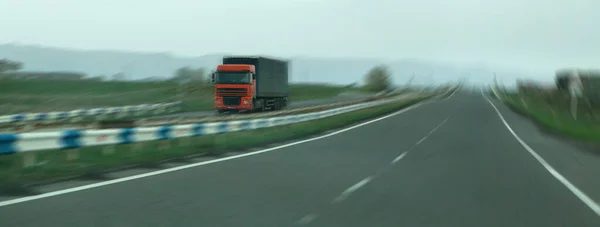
[135,93,400,127]
[0,101,182,124]
[0,88,406,133]
[2,86,454,151]
[1,99,371,133]
[0,85,457,171]
[0,92,453,155]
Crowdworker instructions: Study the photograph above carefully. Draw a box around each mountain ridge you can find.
[0,43,543,86]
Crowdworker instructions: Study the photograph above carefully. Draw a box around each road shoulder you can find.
[489,94,600,211]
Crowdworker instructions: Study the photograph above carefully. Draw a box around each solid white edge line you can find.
[480,87,600,216]
[0,94,440,207]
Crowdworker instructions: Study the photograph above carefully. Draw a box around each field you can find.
[0,79,372,115]
[493,86,600,143]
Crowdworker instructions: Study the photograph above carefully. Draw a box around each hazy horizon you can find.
[1,0,598,80]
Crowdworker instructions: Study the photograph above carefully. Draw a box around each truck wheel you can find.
[250,100,257,113]
[260,100,267,112]
[274,99,280,110]
[278,99,284,110]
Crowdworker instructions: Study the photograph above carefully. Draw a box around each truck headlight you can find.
[215,100,220,104]
[243,100,249,104]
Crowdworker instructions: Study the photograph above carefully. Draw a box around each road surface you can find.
[1,88,600,226]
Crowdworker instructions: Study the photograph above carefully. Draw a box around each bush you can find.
[364,65,392,92]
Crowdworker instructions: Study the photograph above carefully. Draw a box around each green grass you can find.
[0,79,180,114]
[289,84,370,101]
[0,79,373,115]
[0,93,435,188]
[0,78,178,95]
[501,92,600,142]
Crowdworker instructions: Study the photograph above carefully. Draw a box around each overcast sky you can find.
[0,0,598,73]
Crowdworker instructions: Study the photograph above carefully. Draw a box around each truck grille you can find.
[223,96,242,106]
[217,88,248,96]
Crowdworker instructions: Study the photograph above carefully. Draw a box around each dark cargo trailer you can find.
[222,56,289,98]
[212,56,289,113]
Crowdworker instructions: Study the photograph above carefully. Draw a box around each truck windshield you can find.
[215,72,251,84]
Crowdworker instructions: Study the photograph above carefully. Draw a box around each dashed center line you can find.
[295,213,319,225]
[332,115,451,205]
[391,152,408,164]
[428,117,450,135]
[294,107,454,226]
[391,116,450,165]
[333,176,373,203]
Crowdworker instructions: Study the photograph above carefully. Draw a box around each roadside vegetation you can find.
[0,91,441,190]
[0,58,449,190]
[0,58,376,115]
[493,71,600,143]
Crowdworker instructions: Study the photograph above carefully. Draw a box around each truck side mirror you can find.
[211,72,216,84]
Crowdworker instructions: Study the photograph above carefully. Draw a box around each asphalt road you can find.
[1,88,600,226]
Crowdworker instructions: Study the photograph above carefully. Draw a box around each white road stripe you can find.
[392,116,450,164]
[295,213,319,225]
[416,137,427,145]
[0,96,437,207]
[333,177,373,203]
[481,88,600,217]
[392,152,408,164]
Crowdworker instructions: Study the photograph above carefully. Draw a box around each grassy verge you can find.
[500,92,600,142]
[488,87,499,100]
[0,79,178,95]
[0,79,179,114]
[289,84,371,101]
[0,79,373,115]
[0,93,434,189]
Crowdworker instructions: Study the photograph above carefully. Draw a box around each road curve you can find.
[1,89,600,226]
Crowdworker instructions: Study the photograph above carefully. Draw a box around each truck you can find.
[211,56,289,113]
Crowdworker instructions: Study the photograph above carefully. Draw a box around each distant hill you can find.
[0,43,544,86]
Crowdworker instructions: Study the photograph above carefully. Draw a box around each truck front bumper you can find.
[214,97,253,110]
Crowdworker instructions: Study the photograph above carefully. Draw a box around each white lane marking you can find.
[416,137,427,145]
[481,88,600,216]
[428,117,450,135]
[295,213,319,225]
[0,97,439,207]
[443,86,459,100]
[333,177,373,203]
[392,152,408,164]
[391,116,450,164]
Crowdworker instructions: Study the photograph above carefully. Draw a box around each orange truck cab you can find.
[212,56,289,113]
